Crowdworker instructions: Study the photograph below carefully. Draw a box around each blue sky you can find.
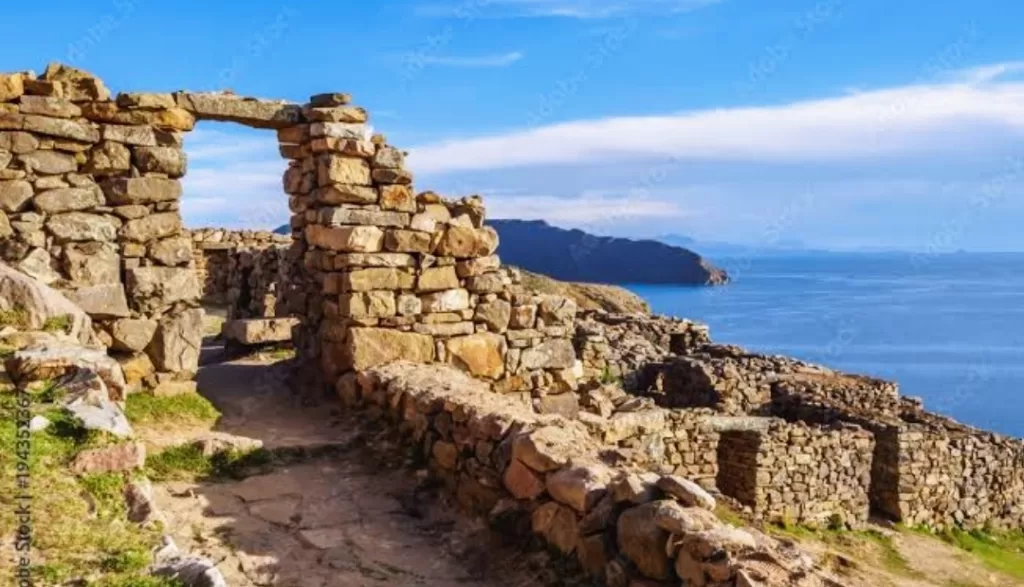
[4,0,1024,251]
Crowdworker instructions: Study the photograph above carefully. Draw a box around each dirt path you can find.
[151,349,593,587]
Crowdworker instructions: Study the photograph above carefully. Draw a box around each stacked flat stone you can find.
[0,64,201,391]
[346,362,837,587]
[275,94,579,397]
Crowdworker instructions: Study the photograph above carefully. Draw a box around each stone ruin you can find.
[2,63,1022,587]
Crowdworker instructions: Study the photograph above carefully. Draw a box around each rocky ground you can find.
[515,268,651,314]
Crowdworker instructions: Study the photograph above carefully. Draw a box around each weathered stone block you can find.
[305,224,383,252]
[341,328,434,371]
[67,283,131,318]
[47,212,118,241]
[341,268,415,292]
[110,318,158,353]
[319,206,409,228]
[19,150,78,174]
[34,186,104,213]
[417,266,460,292]
[175,92,303,129]
[102,177,182,205]
[121,212,182,243]
[21,114,99,143]
[444,333,507,379]
[379,184,416,212]
[223,317,299,345]
[63,241,119,285]
[126,266,200,313]
[0,179,33,212]
[147,308,204,373]
[338,291,396,318]
[83,141,131,175]
[520,339,576,370]
[19,95,81,118]
[131,146,187,177]
[384,229,435,254]
[317,155,371,186]
[317,184,377,204]
[420,289,470,313]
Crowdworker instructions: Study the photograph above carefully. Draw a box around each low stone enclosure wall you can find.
[1,61,1021,553]
[186,228,290,317]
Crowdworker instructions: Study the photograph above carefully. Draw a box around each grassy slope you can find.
[516,268,651,314]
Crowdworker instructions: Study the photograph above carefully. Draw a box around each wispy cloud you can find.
[487,191,688,224]
[416,0,723,19]
[403,51,525,68]
[407,63,1024,174]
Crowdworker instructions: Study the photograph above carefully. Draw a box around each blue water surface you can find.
[626,252,1024,438]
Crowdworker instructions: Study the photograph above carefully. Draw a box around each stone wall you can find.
[717,421,874,527]
[574,310,709,389]
[343,361,844,587]
[0,64,203,392]
[186,228,291,319]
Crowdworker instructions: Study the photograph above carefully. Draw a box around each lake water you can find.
[627,252,1024,438]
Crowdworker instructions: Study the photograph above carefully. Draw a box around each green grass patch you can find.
[146,444,276,482]
[771,523,917,577]
[0,401,163,585]
[93,576,187,587]
[124,392,220,426]
[933,527,1024,579]
[0,308,28,330]
[41,314,73,334]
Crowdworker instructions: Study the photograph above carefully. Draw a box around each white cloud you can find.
[416,0,723,19]
[406,51,525,68]
[407,68,1024,174]
[486,191,687,224]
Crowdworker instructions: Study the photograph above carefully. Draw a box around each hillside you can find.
[515,269,650,314]
[491,219,729,285]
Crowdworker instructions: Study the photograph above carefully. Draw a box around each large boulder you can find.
[147,308,204,374]
[617,502,672,580]
[223,318,298,345]
[0,262,94,344]
[6,342,128,400]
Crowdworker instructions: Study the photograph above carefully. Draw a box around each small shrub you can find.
[0,308,28,330]
[100,549,151,574]
[42,314,73,334]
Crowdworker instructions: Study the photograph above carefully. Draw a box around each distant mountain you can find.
[491,220,728,286]
[274,224,290,235]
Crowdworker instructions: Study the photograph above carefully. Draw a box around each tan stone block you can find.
[83,141,131,174]
[0,179,34,212]
[103,177,182,206]
[503,458,546,499]
[18,150,78,174]
[131,146,187,177]
[303,106,368,123]
[384,229,435,253]
[116,92,176,109]
[341,267,415,292]
[338,291,396,318]
[317,155,371,186]
[444,332,506,379]
[305,224,384,252]
[175,91,303,129]
[82,102,196,131]
[18,95,81,118]
[420,289,470,313]
[0,73,25,102]
[417,265,460,292]
[21,114,99,143]
[102,124,181,147]
[379,184,416,212]
[308,137,374,158]
[342,328,434,370]
[0,131,39,153]
[372,167,413,185]
[319,206,408,227]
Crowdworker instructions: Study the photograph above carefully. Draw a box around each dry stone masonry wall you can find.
[0,64,202,394]
[186,228,291,319]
